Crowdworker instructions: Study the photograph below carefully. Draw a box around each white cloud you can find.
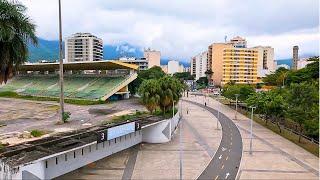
[21,0,319,61]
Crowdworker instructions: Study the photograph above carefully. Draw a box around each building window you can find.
[82,149,84,156]
[65,154,68,161]
[74,151,76,158]
[45,161,48,168]
[56,157,58,165]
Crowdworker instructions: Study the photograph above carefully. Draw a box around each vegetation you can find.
[0,0,37,84]
[62,112,71,123]
[0,91,107,105]
[219,57,319,154]
[30,129,45,137]
[129,66,166,94]
[138,75,184,115]
[222,84,255,101]
[103,111,149,125]
[173,72,194,81]
[196,77,208,89]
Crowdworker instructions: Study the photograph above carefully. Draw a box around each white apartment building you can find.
[254,46,276,78]
[118,57,148,70]
[168,60,180,74]
[65,33,103,62]
[190,51,208,80]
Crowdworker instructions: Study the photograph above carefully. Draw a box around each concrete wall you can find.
[1,112,181,180]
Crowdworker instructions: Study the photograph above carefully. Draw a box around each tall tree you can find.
[0,0,37,84]
[286,81,318,142]
[138,79,161,113]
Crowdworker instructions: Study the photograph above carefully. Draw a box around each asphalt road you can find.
[183,99,243,180]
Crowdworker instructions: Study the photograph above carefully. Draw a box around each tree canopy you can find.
[0,0,37,84]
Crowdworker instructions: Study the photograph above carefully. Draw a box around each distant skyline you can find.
[22,0,319,61]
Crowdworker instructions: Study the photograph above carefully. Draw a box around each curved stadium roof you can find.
[18,60,139,71]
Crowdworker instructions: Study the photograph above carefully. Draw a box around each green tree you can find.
[173,72,194,81]
[223,84,255,101]
[196,77,208,89]
[263,67,289,86]
[129,66,165,94]
[0,0,37,84]
[286,81,319,142]
[138,79,161,113]
[158,76,184,113]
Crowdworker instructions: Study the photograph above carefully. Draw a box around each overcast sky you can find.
[21,0,319,61]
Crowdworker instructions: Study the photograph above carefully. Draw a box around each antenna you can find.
[224,35,227,42]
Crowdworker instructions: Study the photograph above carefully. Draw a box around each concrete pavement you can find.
[188,95,319,180]
[184,99,242,180]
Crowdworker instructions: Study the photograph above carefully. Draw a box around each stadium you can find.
[0,61,138,101]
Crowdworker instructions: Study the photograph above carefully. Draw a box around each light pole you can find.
[179,101,183,180]
[234,94,239,120]
[249,106,256,155]
[216,111,220,130]
[172,100,175,118]
[58,0,64,122]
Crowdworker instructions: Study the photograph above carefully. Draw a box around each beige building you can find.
[144,48,161,68]
[65,33,103,62]
[207,36,275,86]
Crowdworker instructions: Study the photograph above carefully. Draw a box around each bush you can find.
[30,130,45,137]
[62,111,71,123]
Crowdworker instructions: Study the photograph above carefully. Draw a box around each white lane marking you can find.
[215,175,219,180]
[222,147,226,151]
[219,155,222,160]
[225,172,230,179]
[226,156,229,160]
[221,165,224,169]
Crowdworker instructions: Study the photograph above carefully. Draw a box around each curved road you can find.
[183,99,243,180]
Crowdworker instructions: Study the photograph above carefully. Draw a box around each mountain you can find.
[27,38,190,66]
[27,38,143,62]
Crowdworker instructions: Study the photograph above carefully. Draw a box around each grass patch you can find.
[0,91,107,105]
[215,96,319,156]
[30,129,46,137]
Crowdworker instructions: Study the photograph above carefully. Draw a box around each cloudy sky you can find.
[21,0,319,61]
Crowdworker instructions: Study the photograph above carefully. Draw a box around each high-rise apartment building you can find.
[254,46,276,79]
[144,48,161,68]
[65,33,103,62]
[292,46,299,70]
[207,36,275,86]
[190,51,208,80]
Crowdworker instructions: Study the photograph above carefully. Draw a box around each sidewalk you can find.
[187,95,319,179]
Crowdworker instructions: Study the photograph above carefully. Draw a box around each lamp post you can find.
[172,100,175,118]
[58,0,64,122]
[234,94,239,120]
[179,100,183,180]
[249,106,256,155]
[216,111,220,130]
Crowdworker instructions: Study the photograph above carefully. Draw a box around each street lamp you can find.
[216,111,220,130]
[172,100,176,118]
[249,106,256,155]
[58,0,64,122]
[234,94,240,120]
[179,100,183,180]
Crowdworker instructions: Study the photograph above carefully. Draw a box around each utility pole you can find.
[249,106,256,155]
[172,100,175,118]
[234,94,239,120]
[216,111,220,130]
[58,0,64,122]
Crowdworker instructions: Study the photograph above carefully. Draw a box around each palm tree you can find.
[138,79,161,113]
[0,0,37,84]
[205,69,213,86]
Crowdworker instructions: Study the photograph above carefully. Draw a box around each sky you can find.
[21,0,319,61]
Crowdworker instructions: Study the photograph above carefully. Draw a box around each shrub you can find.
[62,111,71,123]
[30,130,45,137]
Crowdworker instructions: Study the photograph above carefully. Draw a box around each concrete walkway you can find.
[58,100,222,179]
[187,95,319,180]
